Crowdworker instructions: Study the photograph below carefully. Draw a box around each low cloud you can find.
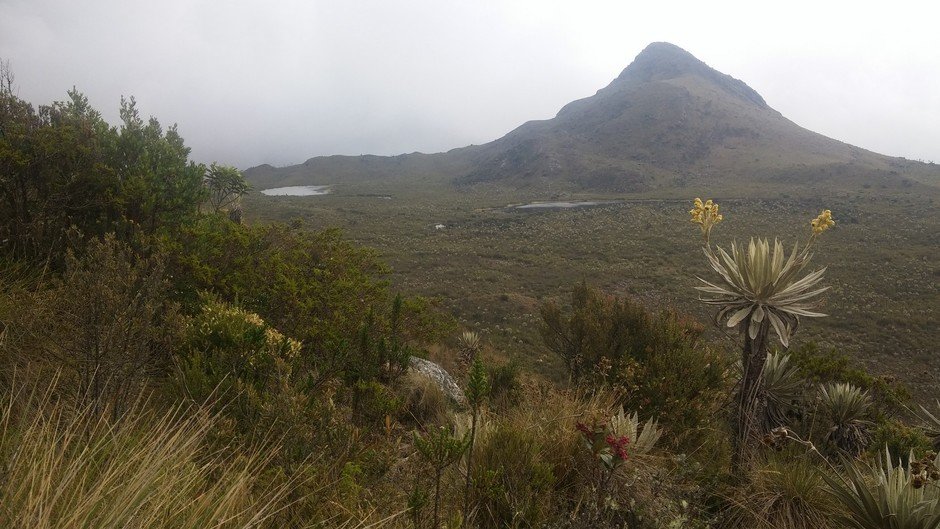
[2,0,937,168]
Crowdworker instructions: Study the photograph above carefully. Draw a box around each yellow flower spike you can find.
[811,209,835,235]
[690,197,724,240]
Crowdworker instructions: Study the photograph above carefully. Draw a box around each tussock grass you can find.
[399,371,451,428]
[0,380,293,529]
[721,455,838,529]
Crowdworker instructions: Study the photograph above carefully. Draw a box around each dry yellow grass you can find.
[0,379,293,529]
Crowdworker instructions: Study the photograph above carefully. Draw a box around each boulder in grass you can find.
[408,356,465,406]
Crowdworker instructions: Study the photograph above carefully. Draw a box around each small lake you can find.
[260,185,331,196]
[515,201,613,209]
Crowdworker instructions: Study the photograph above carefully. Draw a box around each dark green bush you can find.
[353,380,403,426]
[169,215,450,392]
[871,419,932,464]
[52,235,180,416]
[539,283,730,447]
[0,87,205,264]
[787,342,910,417]
[488,360,522,408]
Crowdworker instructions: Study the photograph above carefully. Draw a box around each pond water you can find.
[260,185,331,196]
[515,201,611,209]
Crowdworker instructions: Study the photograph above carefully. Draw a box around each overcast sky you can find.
[1,0,938,169]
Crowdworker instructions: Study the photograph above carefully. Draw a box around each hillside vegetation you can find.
[2,56,940,529]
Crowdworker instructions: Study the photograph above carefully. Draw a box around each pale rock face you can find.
[408,356,466,405]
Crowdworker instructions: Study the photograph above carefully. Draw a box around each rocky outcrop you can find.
[408,356,465,405]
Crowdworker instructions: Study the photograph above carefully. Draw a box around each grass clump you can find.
[722,455,838,529]
[0,381,292,529]
[399,371,451,428]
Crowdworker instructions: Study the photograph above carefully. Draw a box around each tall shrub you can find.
[539,283,728,445]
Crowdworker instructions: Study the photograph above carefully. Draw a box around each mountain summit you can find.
[245,43,938,194]
[614,42,767,108]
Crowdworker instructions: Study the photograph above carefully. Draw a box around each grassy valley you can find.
[245,174,940,397]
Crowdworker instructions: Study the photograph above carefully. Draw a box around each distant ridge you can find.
[245,42,940,195]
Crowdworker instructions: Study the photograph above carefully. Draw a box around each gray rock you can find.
[409,356,466,405]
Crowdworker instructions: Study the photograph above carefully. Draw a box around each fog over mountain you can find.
[1,0,938,168]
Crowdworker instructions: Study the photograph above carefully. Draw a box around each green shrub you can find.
[172,296,392,526]
[614,311,728,447]
[540,281,650,379]
[172,296,351,461]
[174,296,301,423]
[466,389,609,528]
[169,215,389,341]
[0,264,58,389]
[540,283,730,448]
[872,420,932,464]
[487,360,521,408]
[354,380,403,426]
[787,341,910,415]
[170,215,449,392]
[0,86,205,264]
[51,234,181,416]
[414,426,469,529]
[471,419,559,528]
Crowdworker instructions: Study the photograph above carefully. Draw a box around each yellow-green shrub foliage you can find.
[174,295,303,428]
[173,296,370,525]
[169,215,450,388]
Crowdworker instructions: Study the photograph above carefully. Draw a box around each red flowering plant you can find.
[576,419,632,520]
[577,420,631,470]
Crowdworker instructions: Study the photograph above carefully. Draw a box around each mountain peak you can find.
[615,42,767,108]
[635,42,700,64]
[249,41,940,195]
[617,42,704,81]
